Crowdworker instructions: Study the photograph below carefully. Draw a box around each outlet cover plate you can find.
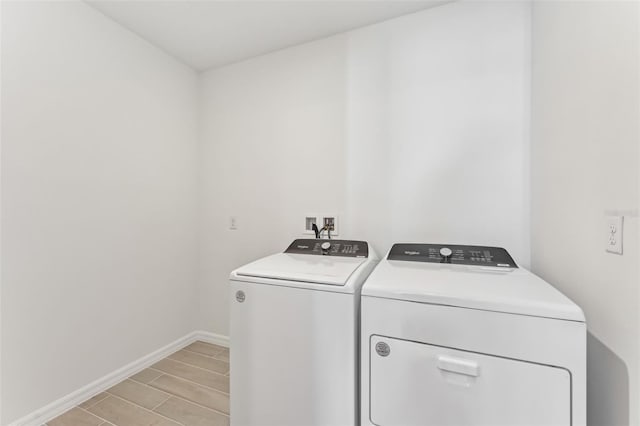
[605,215,623,254]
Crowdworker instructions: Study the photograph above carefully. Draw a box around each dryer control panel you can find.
[285,239,369,258]
[388,243,517,268]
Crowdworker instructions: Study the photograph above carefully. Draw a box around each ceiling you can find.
[87,1,447,71]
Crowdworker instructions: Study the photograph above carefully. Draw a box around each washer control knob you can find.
[321,242,331,254]
[440,247,453,258]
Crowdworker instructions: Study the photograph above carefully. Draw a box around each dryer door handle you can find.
[437,355,479,377]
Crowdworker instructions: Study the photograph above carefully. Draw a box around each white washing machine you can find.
[361,243,586,426]
[230,239,378,426]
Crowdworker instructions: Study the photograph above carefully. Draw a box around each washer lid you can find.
[234,252,367,286]
[362,254,585,322]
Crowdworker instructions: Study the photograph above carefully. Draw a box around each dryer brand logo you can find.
[404,251,421,256]
[235,291,246,303]
[297,245,309,249]
[375,341,390,357]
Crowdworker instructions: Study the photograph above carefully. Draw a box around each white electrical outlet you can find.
[605,215,623,254]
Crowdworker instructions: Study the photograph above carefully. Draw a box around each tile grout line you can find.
[181,346,229,362]
[103,393,188,426]
[87,392,124,426]
[146,374,230,417]
[147,371,230,397]
[183,344,224,355]
[129,370,230,396]
[162,355,225,372]
[109,381,173,401]
[104,387,173,411]
[188,341,227,354]
[76,404,112,425]
[169,349,227,365]
[80,392,110,411]
[151,392,230,419]
[181,347,228,361]
[150,394,173,411]
[131,366,164,382]
[159,356,230,377]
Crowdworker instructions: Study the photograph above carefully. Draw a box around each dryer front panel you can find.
[369,335,571,426]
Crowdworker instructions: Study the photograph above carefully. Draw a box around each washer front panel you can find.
[231,280,358,425]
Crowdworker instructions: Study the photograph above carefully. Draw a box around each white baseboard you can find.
[194,330,229,348]
[8,330,229,426]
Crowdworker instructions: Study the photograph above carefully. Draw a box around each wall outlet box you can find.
[321,215,339,236]
[605,215,623,254]
[304,215,319,235]
[303,214,340,236]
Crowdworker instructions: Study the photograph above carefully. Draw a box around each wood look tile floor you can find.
[46,342,230,426]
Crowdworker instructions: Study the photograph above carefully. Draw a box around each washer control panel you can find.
[388,243,517,268]
[285,239,368,258]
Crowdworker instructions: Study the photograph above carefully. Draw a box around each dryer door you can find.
[369,336,571,426]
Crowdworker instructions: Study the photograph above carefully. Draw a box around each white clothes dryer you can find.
[230,239,378,426]
[360,243,586,426]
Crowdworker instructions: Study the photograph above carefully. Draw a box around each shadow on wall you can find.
[588,332,629,426]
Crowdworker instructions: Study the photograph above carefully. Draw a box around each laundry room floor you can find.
[45,341,229,426]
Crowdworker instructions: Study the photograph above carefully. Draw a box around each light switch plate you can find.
[605,215,623,254]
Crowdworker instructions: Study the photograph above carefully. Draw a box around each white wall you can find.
[1,2,199,423]
[199,1,531,334]
[199,35,349,334]
[531,2,640,425]
[344,1,531,263]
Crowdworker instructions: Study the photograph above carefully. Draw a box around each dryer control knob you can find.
[321,242,331,253]
[440,247,453,258]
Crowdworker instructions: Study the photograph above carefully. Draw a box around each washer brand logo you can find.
[404,251,421,256]
[375,341,390,357]
[235,291,246,303]
[297,245,309,249]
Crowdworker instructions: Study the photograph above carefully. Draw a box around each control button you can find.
[440,247,453,258]
[321,242,331,254]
